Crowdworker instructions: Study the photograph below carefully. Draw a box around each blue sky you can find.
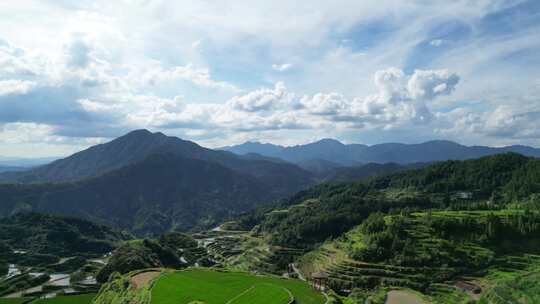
[0,0,539,157]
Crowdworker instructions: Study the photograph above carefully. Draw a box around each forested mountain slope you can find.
[0,212,128,277]
[222,153,540,303]
[0,153,287,235]
[235,153,540,248]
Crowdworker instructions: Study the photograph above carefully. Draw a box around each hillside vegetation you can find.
[0,130,316,235]
[0,213,128,264]
[96,232,209,283]
[237,153,540,249]
[219,153,540,303]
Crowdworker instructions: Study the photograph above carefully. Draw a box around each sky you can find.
[0,0,539,157]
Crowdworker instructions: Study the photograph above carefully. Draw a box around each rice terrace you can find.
[152,269,324,304]
[92,268,325,304]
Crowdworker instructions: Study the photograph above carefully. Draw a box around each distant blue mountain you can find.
[221,139,540,165]
[0,156,58,167]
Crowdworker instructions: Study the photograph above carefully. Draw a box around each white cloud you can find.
[77,98,120,113]
[436,105,540,147]
[229,81,290,112]
[0,1,538,154]
[0,122,57,144]
[484,106,540,139]
[300,93,348,116]
[77,68,461,141]
[407,69,460,100]
[0,39,42,78]
[136,63,240,92]
[0,80,36,96]
[0,122,106,157]
[272,63,293,72]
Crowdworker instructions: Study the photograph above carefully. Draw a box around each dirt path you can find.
[131,271,161,289]
[385,290,428,304]
[290,264,306,281]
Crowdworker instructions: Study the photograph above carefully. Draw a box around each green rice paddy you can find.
[151,269,324,304]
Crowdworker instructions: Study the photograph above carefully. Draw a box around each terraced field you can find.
[32,294,96,304]
[297,210,540,303]
[197,228,303,274]
[151,269,324,304]
[0,294,95,304]
[299,245,431,291]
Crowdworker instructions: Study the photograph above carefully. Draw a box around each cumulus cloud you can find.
[436,105,540,145]
[298,68,459,126]
[229,82,291,112]
[0,36,463,150]
[407,70,460,100]
[484,106,540,139]
[300,93,348,116]
[136,67,460,136]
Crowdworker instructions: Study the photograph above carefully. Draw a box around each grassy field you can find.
[151,269,324,304]
[0,299,31,304]
[228,284,291,304]
[0,294,95,304]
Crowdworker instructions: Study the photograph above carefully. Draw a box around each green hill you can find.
[0,212,128,262]
[236,153,540,249]
[96,232,210,283]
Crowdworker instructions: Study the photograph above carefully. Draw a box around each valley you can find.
[1,132,540,303]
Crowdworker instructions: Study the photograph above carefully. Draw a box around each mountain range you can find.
[0,130,315,235]
[0,129,313,187]
[221,139,540,165]
[1,130,539,236]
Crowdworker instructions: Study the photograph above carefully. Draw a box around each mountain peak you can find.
[312,138,344,146]
[125,129,153,136]
[116,129,168,143]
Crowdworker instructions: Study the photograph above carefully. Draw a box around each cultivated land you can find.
[0,299,31,304]
[0,294,95,304]
[32,294,96,304]
[295,209,540,303]
[385,290,427,304]
[151,269,324,304]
